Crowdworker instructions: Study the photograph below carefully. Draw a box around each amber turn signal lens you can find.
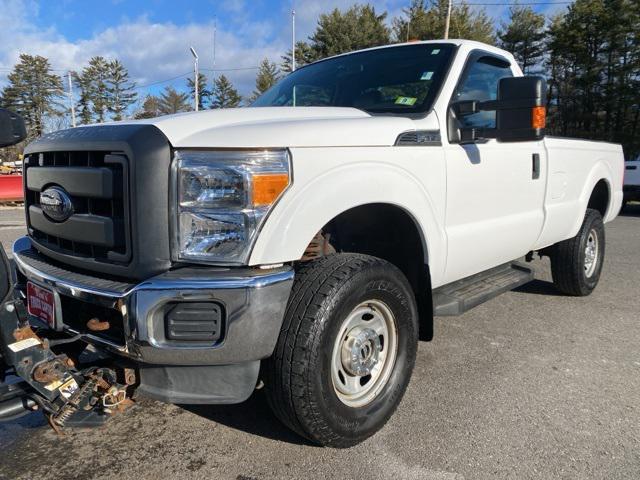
[253,173,289,207]
[532,106,546,129]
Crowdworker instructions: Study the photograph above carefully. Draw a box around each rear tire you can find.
[550,208,605,296]
[264,253,418,448]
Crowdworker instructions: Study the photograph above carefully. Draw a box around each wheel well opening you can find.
[588,180,609,218]
[309,204,433,341]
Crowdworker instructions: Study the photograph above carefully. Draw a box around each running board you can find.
[433,262,534,316]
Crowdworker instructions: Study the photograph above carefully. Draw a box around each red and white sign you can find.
[27,282,55,327]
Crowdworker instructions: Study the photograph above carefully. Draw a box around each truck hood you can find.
[118,107,419,148]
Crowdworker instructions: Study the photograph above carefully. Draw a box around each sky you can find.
[0,0,572,105]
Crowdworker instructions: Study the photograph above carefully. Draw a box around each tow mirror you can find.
[451,76,547,143]
[0,108,27,148]
[494,76,546,142]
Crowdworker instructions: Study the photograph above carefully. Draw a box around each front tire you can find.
[264,253,418,448]
[550,208,605,296]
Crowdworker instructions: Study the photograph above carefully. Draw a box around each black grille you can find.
[24,151,130,264]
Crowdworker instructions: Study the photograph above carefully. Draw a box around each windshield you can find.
[252,43,455,115]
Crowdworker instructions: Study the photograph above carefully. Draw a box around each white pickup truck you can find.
[1,40,624,447]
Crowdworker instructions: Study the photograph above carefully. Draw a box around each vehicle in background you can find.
[0,111,26,202]
[624,156,640,207]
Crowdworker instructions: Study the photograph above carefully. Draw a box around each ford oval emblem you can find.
[40,186,74,222]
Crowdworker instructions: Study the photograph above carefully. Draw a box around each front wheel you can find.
[550,208,605,296]
[264,253,418,448]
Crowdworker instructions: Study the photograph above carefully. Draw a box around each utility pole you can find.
[190,47,199,112]
[213,15,217,75]
[291,8,296,72]
[67,71,76,128]
[443,0,452,40]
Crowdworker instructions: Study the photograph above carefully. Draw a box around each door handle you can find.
[532,153,540,180]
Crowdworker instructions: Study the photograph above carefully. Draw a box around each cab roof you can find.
[302,40,516,69]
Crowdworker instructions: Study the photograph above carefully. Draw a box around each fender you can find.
[569,160,614,237]
[249,147,449,286]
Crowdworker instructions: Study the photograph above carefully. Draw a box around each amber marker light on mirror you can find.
[532,106,546,129]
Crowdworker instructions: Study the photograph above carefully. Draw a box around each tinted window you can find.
[454,55,513,129]
[253,44,455,115]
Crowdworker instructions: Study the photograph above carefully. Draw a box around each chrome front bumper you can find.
[12,237,294,366]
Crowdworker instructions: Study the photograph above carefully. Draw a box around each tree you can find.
[74,57,136,123]
[73,56,110,124]
[281,41,319,73]
[187,73,211,110]
[73,71,93,125]
[87,56,110,122]
[251,58,279,101]
[450,2,494,44]
[310,4,390,58]
[1,54,63,137]
[134,95,162,119]
[498,6,546,73]
[545,0,640,158]
[392,0,440,41]
[158,86,191,114]
[211,75,242,108]
[392,0,494,44]
[107,59,137,120]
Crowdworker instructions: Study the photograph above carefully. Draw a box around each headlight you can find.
[173,149,291,264]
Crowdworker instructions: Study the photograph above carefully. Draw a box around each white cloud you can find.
[0,0,532,101]
[0,0,288,98]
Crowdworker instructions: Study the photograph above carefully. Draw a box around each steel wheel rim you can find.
[584,229,599,278]
[330,299,398,408]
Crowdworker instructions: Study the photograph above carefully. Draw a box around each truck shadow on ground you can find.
[181,389,317,446]
[514,279,564,296]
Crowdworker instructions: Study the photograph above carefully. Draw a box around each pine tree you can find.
[498,6,546,73]
[1,54,63,137]
[134,95,162,119]
[87,56,110,122]
[281,41,318,73]
[107,59,137,121]
[251,58,279,102]
[392,0,494,44]
[211,75,242,108]
[544,0,640,158]
[73,56,111,124]
[187,73,211,110]
[310,5,390,58]
[450,2,494,44]
[73,71,94,125]
[392,0,441,41]
[158,87,191,114]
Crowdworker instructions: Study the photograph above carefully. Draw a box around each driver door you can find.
[442,52,546,283]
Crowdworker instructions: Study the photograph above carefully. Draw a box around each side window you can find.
[454,55,513,129]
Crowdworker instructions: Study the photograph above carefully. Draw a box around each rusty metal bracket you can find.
[0,296,133,429]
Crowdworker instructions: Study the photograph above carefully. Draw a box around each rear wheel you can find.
[264,253,418,448]
[550,208,605,296]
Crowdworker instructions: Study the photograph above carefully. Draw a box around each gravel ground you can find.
[0,205,639,480]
